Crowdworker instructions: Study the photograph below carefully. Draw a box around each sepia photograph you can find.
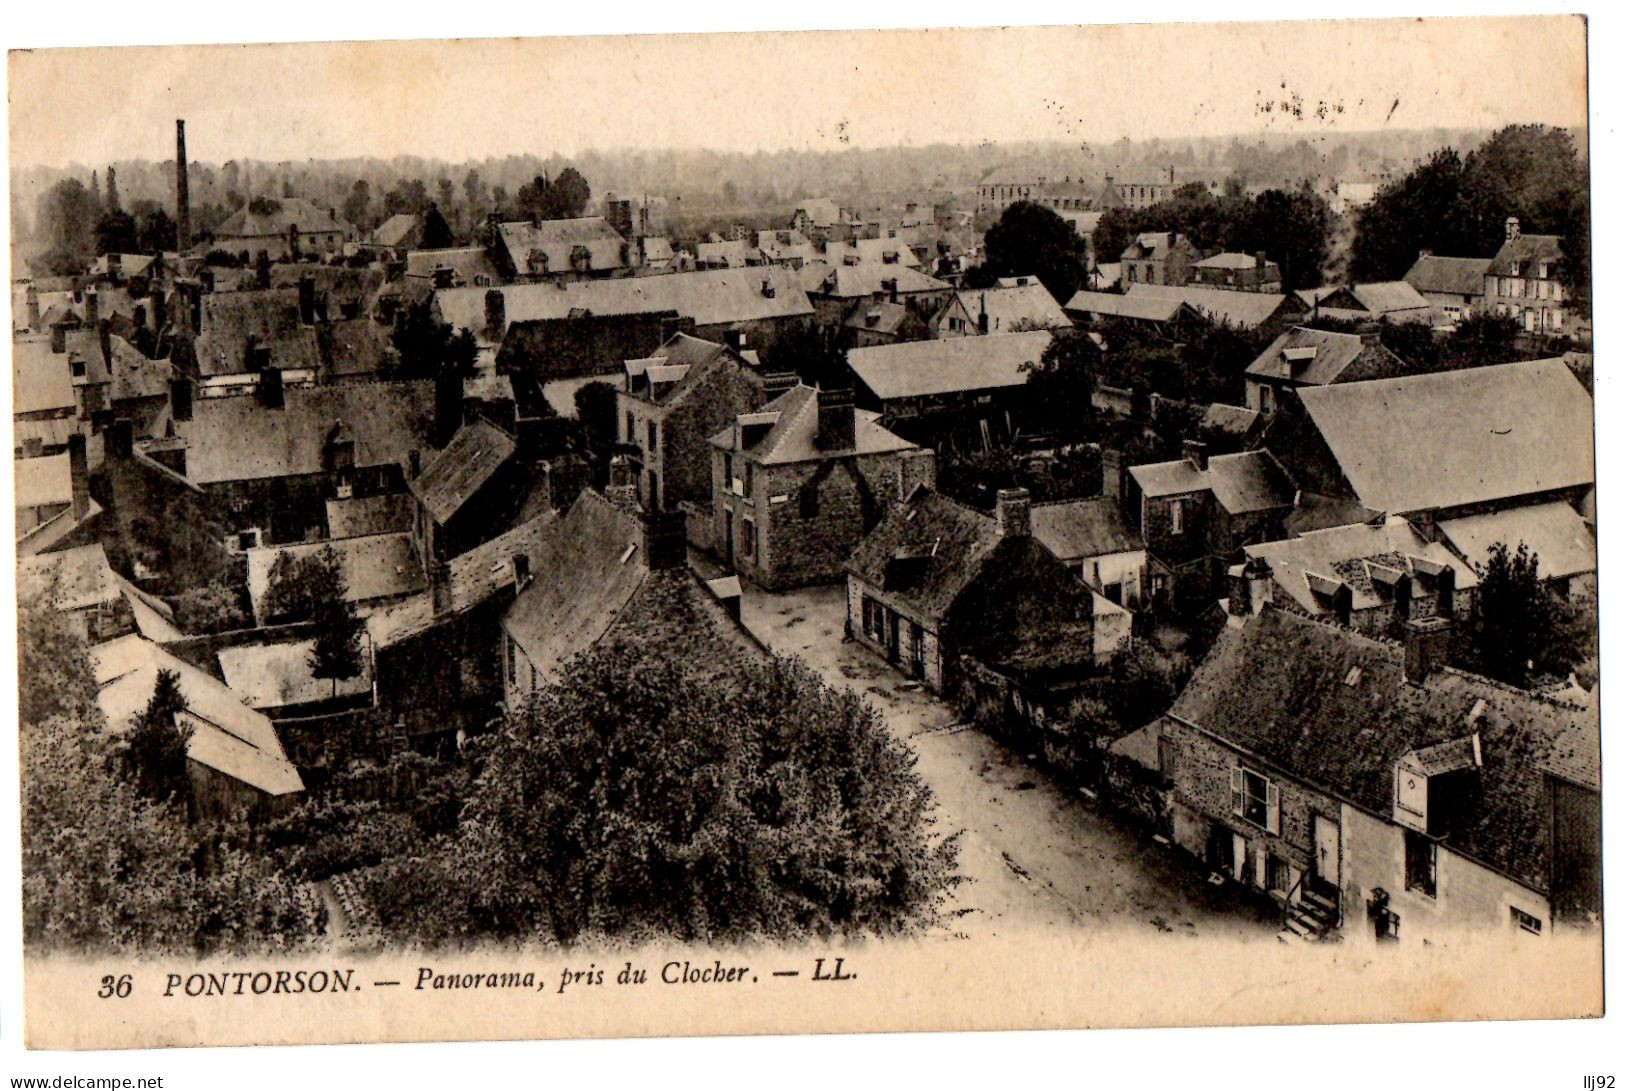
[1,3,1612,1082]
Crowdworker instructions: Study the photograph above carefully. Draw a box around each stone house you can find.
[1124,284,1309,341]
[1030,496,1145,607]
[1403,254,1491,325]
[799,264,952,329]
[1298,282,1434,325]
[1126,441,1296,612]
[615,333,777,519]
[844,484,1129,696]
[211,197,355,260]
[1484,218,1573,336]
[706,384,918,590]
[930,280,1072,338]
[1192,252,1282,292]
[1156,607,1600,943]
[1243,326,1414,417]
[491,216,632,283]
[1119,232,1198,288]
[407,416,536,564]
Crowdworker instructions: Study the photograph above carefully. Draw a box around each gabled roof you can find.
[1195,252,1278,272]
[1127,284,1301,329]
[497,216,629,275]
[405,247,502,285]
[708,384,916,464]
[437,268,811,346]
[12,336,76,416]
[624,333,751,407]
[408,418,517,524]
[17,543,121,613]
[844,301,914,336]
[1438,501,1596,582]
[1202,402,1262,439]
[953,282,1073,333]
[1244,517,1480,617]
[1129,450,1293,515]
[801,264,948,299]
[1031,497,1142,562]
[371,213,420,248]
[1293,359,1594,514]
[1168,607,1597,892]
[176,380,435,484]
[1350,280,1432,316]
[214,197,352,240]
[1245,326,1408,387]
[194,288,320,378]
[1405,255,1492,298]
[1488,233,1564,278]
[843,488,999,621]
[846,331,1052,401]
[821,237,920,268]
[1064,290,1192,323]
[246,533,426,620]
[91,635,304,797]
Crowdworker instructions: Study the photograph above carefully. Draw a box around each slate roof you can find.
[1130,450,1293,515]
[194,288,321,377]
[408,418,517,524]
[1350,281,1432,316]
[953,282,1073,332]
[497,217,629,276]
[14,452,72,510]
[801,264,948,299]
[1244,517,1480,617]
[844,489,999,621]
[846,331,1053,401]
[708,384,916,464]
[1488,233,1565,278]
[696,239,763,268]
[1202,403,1261,439]
[1065,291,1191,323]
[437,268,811,347]
[91,634,305,797]
[1031,497,1142,562]
[214,197,352,240]
[1127,284,1301,329]
[1168,607,1598,892]
[246,533,426,620]
[624,333,748,407]
[217,638,373,710]
[17,543,121,612]
[500,491,763,683]
[1196,252,1278,272]
[325,492,415,539]
[845,301,914,337]
[1405,255,1492,298]
[176,381,435,484]
[821,237,920,268]
[1438,501,1596,581]
[371,213,421,248]
[1293,359,1594,514]
[1245,326,1408,387]
[12,336,76,416]
[405,247,503,285]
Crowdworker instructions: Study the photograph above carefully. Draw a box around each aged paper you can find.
[5,12,1602,1061]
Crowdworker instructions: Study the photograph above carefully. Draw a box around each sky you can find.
[6,14,1589,169]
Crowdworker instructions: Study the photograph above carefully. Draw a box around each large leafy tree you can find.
[391,299,480,380]
[35,177,100,271]
[262,546,346,625]
[978,201,1091,305]
[1466,540,1555,687]
[119,668,194,808]
[1022,329,1099,445]
[448,649,958,944]
[760,321,850,390]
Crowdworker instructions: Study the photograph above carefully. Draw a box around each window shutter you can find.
[1266,781,1281,835]
[1230,767,1244,817]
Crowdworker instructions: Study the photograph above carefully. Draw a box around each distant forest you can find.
[11,126,1560,252]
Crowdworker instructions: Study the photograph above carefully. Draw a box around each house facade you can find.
[1192,252,1281,292]
[1244,326,1412,416]
[1120,232,1198,288]
[1484,218,1573,336]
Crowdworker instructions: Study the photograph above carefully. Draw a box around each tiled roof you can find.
[1294,359,1594,515]
[214,197,352,240]
[1127,284,1300,329]
[12,336,76,416]
[408,418,517,524]
[1169,607,1598,892]
[1405,255,1492,298]
[1438,501,1596,581]
[844,489,999,621]
[14,452,73,510]
[1245,326,1407,386]
[246,532,426,621]
[325,492,414,539]
[194,288,321,378]
[497,217,630,276]
[1488,233,1564,278]
[847,331,1052,401]
[176,380,435,484]
[953,283,1072,333]
[437,267,811,346]
[1065,290,1190,323]
[1245,517,1480,617]
[708,384,916,465]
[91,635,304,797]
[1031,497,1142,562]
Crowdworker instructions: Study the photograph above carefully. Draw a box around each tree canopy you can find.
[1022,329,1100,445]
[977,201,1092,305]
[391,299,480,380]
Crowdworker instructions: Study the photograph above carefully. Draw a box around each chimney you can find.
[148,288,165,333]
[1418,248,1433,262]
[97,318,111,368]
[642,510,688,571]
[25,285,40,330]
[761,371,798,398]
[895,447,937,500]
[723,328,746,351]
[1403,617,1454,685]
[484,289,506,343]
[257,365,284,409]
[175,120,190,251]
[67,432,90,521]
[434,370,463,447]
[50,322,68,355]
[431,561,453,616]
[1255,251,1267,271]
[977,295,989,335]
[170,376,193,422]
[882,277,898,304]
[1435,565,1457,617]
[761,277,776,299]
[106,417,134,461]
[84,289,100,328]
[814,388,856,451]
[1505,216,1521,243]
[1101,447,1125,505]
[1183,438,1208,472]
[298,274,317,325]
[995,487,1032,538]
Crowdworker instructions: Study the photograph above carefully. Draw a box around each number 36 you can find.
[98,974,133,999]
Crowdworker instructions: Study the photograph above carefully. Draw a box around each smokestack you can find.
[175,120,191,251]
[67,433,90,521]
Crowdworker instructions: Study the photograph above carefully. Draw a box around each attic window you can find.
[1467,698,1488,726]
[619,543,637,565]
[1344,667,1363,687]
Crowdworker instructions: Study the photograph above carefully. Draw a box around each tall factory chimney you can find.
[175,120,191,251]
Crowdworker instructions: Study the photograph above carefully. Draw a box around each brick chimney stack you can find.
[995,487,1031,538]
[642,510,689,571]
[814,388,856,452]
[1505,216,1521,243]
[1403,616,1454,685]
[25,285,40,330]
[175,120,191,251]
[1183,438,1208,472]
[67,432,90,521]
[895,447,937,500]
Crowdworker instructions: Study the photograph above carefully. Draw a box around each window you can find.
[1266,854,1292,894]
[647,420,658,453]
[1157,736,1178,778]
[1232,767,1280,833]
[862,595,886,641]
[799,482,820,519]
[1169,498,1185,536]
[624,412,635,443]
[1404,829,1437,898]
[1510,907,1542,935]
[741,517,757,561]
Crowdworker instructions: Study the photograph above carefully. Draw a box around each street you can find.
[740,583,1277,942]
